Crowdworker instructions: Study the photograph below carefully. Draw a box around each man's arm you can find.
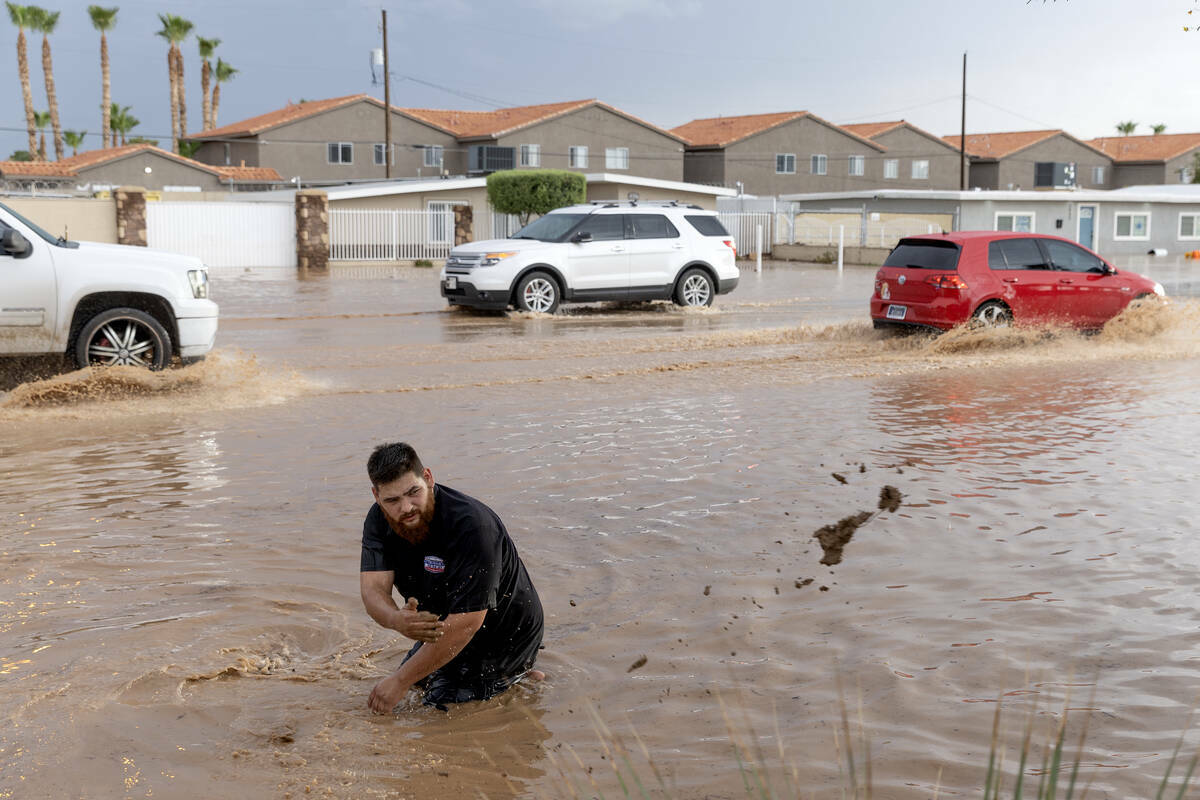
[368,609,486,713]
[360,571,445,642]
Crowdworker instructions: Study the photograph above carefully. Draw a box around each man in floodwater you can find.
[360,442,544,713]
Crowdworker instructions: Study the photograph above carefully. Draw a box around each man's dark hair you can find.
[367,442,425,486]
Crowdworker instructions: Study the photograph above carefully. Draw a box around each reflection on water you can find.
[2,264,1199,798]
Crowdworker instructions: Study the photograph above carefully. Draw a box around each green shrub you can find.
[486,169,586,225]
[413,259,434,268]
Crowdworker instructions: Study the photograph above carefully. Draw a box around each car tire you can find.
[673,268,714,307]
[74,307,172,370]
[971,301,1012,328]
[514,271,560,314]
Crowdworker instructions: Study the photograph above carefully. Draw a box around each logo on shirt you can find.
[424,555,446,574]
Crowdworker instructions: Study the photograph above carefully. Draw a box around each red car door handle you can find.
[1002,278,1019,283]
[1059,278,1074,284]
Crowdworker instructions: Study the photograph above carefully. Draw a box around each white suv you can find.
[441,202,738,313]
[0,200,218,370]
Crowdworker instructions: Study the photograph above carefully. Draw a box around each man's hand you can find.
[368,672,410,714]
[391,597,445,643]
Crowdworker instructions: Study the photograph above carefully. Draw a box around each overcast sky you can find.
[2,0,1197,158]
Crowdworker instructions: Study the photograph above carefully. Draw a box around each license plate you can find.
[445,276,458,290]
[886,304,907,320]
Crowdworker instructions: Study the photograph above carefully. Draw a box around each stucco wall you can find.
[330,186,492,212]
[584,182,720,209]
[1111,163,1166,188]
[75,151,224,191]
[870,127,964,190]
[719,117,886,196]
[991,137,1112,191]
[4,196,117,242]
[491,106,684,182]
[682,149,725,187]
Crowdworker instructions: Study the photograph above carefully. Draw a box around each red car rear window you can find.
[883,240,961,270]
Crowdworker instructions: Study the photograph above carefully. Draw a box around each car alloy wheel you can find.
[515,271,560,314]
[675,268,714,307]
[972,301,1012,328]
[75,308,171,370]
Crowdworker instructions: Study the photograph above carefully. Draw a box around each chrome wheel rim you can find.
[681,274,711,306]
[975,305,1010,327]
[87,319,158,367]
[522,278,556,313]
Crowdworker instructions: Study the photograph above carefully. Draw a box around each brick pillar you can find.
[114,186,147,247]
[453,204,473,246]
[295,190,329,271]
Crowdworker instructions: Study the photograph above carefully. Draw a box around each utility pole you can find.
[960,51,967,191]
[382,9,392,180]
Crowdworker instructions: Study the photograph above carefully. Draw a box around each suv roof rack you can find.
[583,200,705,210]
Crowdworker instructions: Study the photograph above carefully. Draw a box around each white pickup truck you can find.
[0,200,218,370]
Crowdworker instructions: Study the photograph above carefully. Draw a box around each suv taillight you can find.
[723,239,737,257]
[926,274,967,290]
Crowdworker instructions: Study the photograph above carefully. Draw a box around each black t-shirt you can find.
[360,484,543,679]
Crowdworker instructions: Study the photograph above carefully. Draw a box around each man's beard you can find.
[384,498,435,543]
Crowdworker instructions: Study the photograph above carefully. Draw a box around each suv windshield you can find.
[511,213,587,242]
[0,200,74,247]
[883,240,961,270]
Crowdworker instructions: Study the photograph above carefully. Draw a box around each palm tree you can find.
[211,58,237,128]
[110,103,137,146]
[1152,123,1167,135]
[155,13,192,152]
[196,35,219,130]
[6,3,39,158]
[28,6,64,160]
[1115,121,1138,136]
[87,5,118,153]
[33,109,50,159]
[63,129,85,156]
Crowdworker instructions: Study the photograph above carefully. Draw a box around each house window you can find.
[775,153,796,174]
[883,159,898,179]
[911,159,930,180]
[810,154,827,175]
[1181,166,1196,184]
[848,155,865,176]
[995,212,1035,233]
[1092,166,1106,185]
[1034,161,1076,188]
[373,143,393,166]
[327,142,353,164]
[605,147,629,170]
[423,145,444,168]
[1179,214,1200,240]
[222,143,231,166]
[520,144,540,167]
[1114,213,1150,240]
[569,145,588,168]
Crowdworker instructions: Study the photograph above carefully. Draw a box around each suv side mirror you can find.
[571,231,592,244]
[1,229,31,259]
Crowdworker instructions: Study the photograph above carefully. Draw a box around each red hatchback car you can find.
[871,232,1165,331]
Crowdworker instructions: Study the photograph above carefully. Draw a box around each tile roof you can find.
[401,99,597,139]
[937,129,1108,160]
[840,121,907,139]
[0,160,76,176]
[1086,133,1200,163]
[213,165,282,182]
[670,111,810,148]
[190,94,375,139]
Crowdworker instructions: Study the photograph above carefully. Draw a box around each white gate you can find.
[329,209,455,261]
[717,212,774,254]
[147,201,295,267]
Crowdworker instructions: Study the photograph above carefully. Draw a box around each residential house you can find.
[942,130,1112,191]
[672,111,888,196]
[1,144,281,193]
[1086,133,1200,188]
[840,120,965,190]
[402,99,687,181]
[186,94,461,182]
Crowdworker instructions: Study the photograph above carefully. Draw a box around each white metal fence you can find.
[146,201,295,268]
[717,212,774,254]
[330,209,454,261]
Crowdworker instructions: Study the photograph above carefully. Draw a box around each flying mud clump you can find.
[812,485,904,566]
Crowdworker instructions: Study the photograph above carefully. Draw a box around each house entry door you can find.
[1077,205,1096,250]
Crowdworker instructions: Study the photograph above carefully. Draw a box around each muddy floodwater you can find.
[3,259,1200,799]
